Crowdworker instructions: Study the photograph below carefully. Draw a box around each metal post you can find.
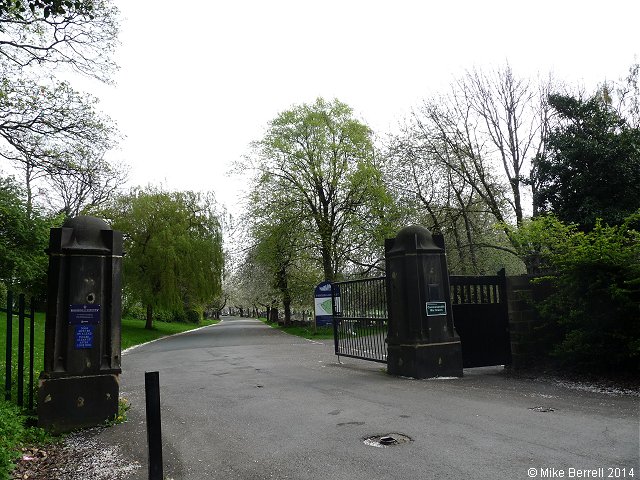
[4,290,12,401]
[28,298,35,410]
[145,371,163,480]
[17,294,25,407]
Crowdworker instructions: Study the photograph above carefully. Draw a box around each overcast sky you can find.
[87,0,639,217]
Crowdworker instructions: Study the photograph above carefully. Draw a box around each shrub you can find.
[184,309,201,324]
[537,212,640,372]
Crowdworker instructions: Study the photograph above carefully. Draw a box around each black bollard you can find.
[145,371,163,480]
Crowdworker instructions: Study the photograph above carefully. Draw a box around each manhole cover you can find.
[363,433,412,448]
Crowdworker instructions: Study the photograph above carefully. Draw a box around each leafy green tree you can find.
[535,93,640,230]
[501,215,578,274]
[0,176,58,298]
[248,97,391,282]
[105,187,224,329]
[249,197,320,324]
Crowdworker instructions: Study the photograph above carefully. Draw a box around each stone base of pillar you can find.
[38,373,119,434]
[387,342,463,379]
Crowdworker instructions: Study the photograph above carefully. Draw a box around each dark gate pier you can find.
[385,225,463,379]
[38,216,123,433]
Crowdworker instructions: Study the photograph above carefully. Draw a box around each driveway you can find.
[92,316,638,479]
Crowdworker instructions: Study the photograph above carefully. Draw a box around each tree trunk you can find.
[321,243,334,282]
[283,297,291,326]
[270,307,279,323]
[145,304,153,330]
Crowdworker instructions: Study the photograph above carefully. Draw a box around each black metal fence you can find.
[331,277,387,363]
[1,292,36,409]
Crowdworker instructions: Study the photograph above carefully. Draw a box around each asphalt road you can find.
[94,316,639,480]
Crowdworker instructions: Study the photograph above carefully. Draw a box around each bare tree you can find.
[461,65,551,226]
[46,152,127,217]
[0,78,119,212]
[0,0,119,82]
[387,65,553,273]
[0,78,114,163]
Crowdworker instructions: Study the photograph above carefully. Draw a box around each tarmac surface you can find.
[92,316,639,480]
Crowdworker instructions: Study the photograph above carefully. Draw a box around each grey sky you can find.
[88,0,639,215]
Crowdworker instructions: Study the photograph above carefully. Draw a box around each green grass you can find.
[259,317,334,340]
[0,311,46,405]
[120,317,217,350]
[0,311,217,479]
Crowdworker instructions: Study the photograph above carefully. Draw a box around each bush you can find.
[184,309,201,324]
[536,212,640,372]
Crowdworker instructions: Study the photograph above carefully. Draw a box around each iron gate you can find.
[331,277,387,363]
[331,270,511,368]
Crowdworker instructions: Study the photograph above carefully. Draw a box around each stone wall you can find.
[506,275,554,369]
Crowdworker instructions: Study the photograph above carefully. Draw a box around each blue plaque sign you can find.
[74,325,95,349]
[68,304,101,325]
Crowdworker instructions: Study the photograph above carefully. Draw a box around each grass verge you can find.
[0,312,217,479]
[121,317,217,350]
[259,317,334,340]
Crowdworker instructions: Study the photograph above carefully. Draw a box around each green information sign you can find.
[426,302,447,316]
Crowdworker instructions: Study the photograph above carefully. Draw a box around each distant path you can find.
[94,316,638,479]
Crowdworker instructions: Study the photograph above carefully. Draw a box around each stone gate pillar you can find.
[385,225,463,379]
[38,216,123,433]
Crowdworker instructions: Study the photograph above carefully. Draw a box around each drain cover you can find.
[364,433,412,448]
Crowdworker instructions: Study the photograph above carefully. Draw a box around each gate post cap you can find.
[388,225,442,255]
[62,215,112,250]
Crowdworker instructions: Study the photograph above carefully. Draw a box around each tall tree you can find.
[535,93,640,230]
[461,66,552,226]
[248,97,390,282]
[0,0,121,219]
[387,66,553,273]
[105,187,224,329]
